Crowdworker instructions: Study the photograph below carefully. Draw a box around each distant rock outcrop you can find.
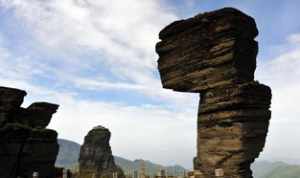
[156,8,272,178]
[0,86,59,178]
[78,126,125,178]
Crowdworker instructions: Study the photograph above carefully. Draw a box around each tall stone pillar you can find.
[156,8,272,178]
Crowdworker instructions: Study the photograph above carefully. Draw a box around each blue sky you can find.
[0,0,300,168]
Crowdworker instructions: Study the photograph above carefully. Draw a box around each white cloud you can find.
[0,37,30,81]
[72,76,198,109]
[0,0,193,107]
[287,33,300,44]
[256,33,300,162]
[47,92,197,167]
[0,42,197,166]
[0,41,197,166]
[257,37,300,124]
[0,0,176,78]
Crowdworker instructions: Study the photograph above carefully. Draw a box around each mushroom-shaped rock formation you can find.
[0,86,60,178]
[79,126,125,178]
[156,8,272,178]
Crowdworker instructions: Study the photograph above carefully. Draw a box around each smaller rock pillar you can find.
[78,126,125,178]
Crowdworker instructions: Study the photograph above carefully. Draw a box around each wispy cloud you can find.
[0,0,195,107]
[256,33,300,161]
[47,91,197,167]
[257,34,300,123]
[0,0,175,76]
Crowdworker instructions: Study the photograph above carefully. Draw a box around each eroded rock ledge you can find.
[156,8,272,178]
[0,86,59,178]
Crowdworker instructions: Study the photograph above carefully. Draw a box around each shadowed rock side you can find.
[156,8,272,178]
[78,126,125,178]
[0,86,59,178]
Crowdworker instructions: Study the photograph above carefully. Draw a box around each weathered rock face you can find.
[79,126,125,178]
[156,8,272,178]
[0,87,27,127]
[0,86,59,178]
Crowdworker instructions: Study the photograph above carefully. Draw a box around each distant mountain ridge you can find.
[113,156,187,176]
[251,161,300,178]
[56,139,187,176]
[56,139,300,178]
[56,139,81,168]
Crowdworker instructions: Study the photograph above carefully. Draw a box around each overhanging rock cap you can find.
[156,7,258,92]
[27,102,59,114]
[0,86,27,111]
[159,7,258,40]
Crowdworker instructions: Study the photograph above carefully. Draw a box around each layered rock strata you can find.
[156,8,272,178]
[78,126,125,178]
[0,86,59,178]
